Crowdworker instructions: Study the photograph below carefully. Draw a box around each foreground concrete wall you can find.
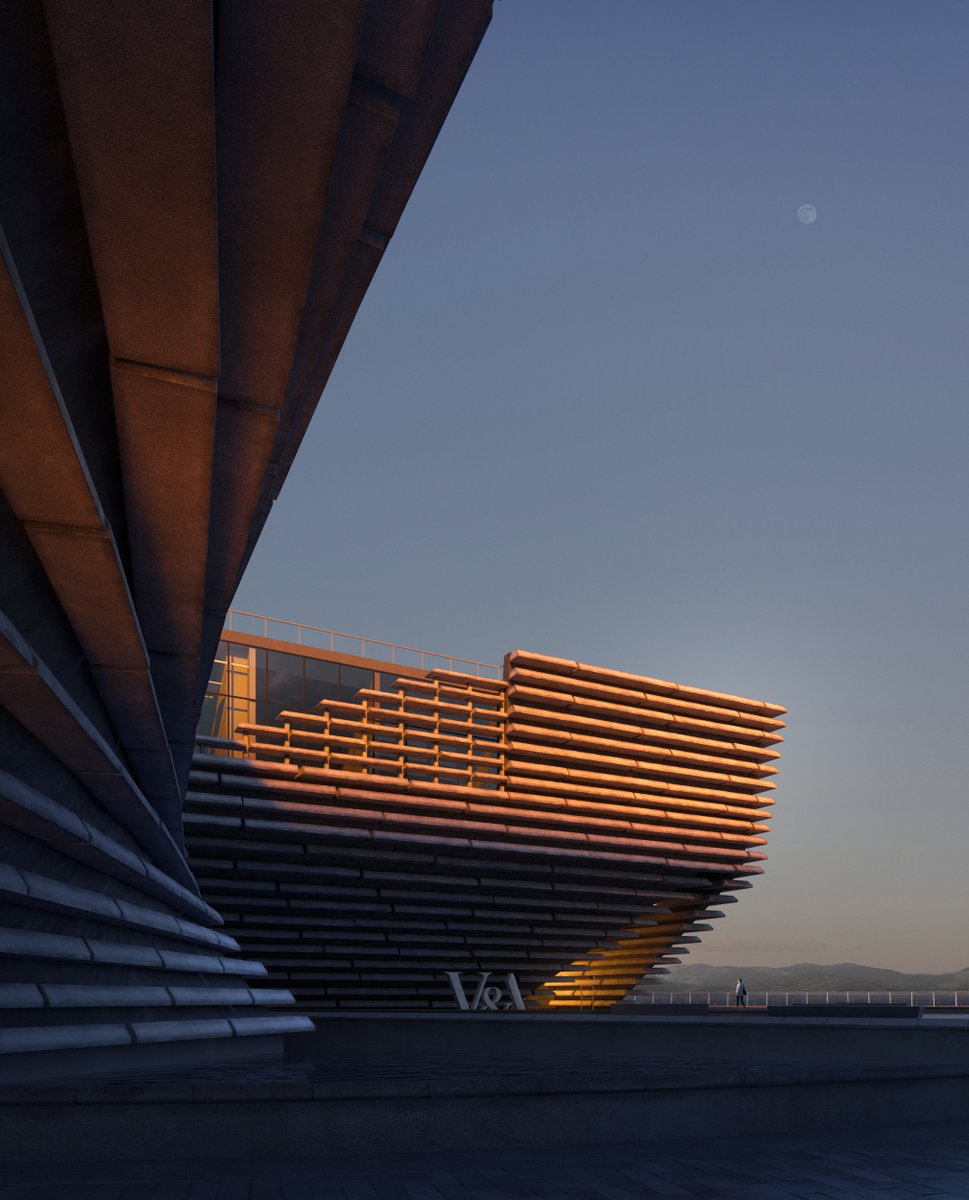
[304,1011,969,1069]
[2,1016,967,1162]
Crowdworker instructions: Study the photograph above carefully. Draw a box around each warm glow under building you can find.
[187,616,785,1010]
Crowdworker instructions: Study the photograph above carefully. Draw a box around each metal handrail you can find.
[224,608,501,679]
[633,990,969,1008]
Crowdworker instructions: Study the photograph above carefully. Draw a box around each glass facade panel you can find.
[266,650,304,712]
[304,656,340,707]
[208,641,227,689]
[197,641,255,745]
[339,664,372,703]
[197,640,390,739]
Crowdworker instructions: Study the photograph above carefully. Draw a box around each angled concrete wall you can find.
[0,0,493,1077]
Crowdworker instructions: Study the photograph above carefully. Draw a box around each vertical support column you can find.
[396,686,406,780]
[465,692,474,787]
[431,678,441,785]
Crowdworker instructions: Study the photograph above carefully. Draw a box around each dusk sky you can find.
[235,2,969,974]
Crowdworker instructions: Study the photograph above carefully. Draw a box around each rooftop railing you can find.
[224,608,501,679]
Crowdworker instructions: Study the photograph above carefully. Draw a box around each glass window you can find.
[304,656,340,707]
[198,693,220,738]
[265,650,303,714]
[255,648,267,712]
[379,672,401,694]
[207,641,228,690]
[339,665,373,703]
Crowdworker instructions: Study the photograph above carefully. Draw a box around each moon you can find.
[797,204,817,224]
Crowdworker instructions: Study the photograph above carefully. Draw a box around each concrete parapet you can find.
[1,1015,967,1162]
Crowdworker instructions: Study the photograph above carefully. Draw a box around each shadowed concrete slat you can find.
[0,864,237,950]
[110,361,219,780]
[357,0,442,98]
[0,243,181,829]
[0,616,198,896]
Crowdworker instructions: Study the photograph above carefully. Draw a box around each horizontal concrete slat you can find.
[0,767,218,922]
[0,1024,132,1055]
[0,862,238,952]
[0,612,193,885]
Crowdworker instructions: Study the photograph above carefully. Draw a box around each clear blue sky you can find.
[236,1,969,974]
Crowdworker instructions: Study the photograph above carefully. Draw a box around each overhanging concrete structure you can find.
[0,0,493,1077]
[186,640,784,1009]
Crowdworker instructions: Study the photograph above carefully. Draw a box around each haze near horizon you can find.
[234,2,969,974]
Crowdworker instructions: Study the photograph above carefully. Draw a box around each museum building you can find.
[186,618,784,1010]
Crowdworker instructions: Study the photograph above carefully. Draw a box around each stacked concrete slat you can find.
[184,654,784,1009]
[0,2,493,1076]
[503,652,784,1006]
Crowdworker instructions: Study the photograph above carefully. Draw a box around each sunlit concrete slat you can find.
[505,731,779,787]
[44,0,221,789]
[510,684,784,746]
[505,710,782,764]
[42,0,219,374]
[507,669,786,734]
[508,651,788,718]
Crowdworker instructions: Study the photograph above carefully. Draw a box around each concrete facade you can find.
[0,1,492,1078]
[185,647,783,1009]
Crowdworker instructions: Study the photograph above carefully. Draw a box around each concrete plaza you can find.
[4,1119,969,1199]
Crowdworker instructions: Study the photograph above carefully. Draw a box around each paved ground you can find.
[3,1119,968,1199]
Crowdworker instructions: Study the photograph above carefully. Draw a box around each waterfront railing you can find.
[633,990,969,1008]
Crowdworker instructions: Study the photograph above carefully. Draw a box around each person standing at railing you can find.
[735,978,747,1008]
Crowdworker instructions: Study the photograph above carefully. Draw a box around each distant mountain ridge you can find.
[653,962,969,992]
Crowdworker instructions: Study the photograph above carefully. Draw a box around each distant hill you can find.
[651,962,969,992]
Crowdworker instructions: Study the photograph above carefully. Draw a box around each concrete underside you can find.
[4,1013,968,1164]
